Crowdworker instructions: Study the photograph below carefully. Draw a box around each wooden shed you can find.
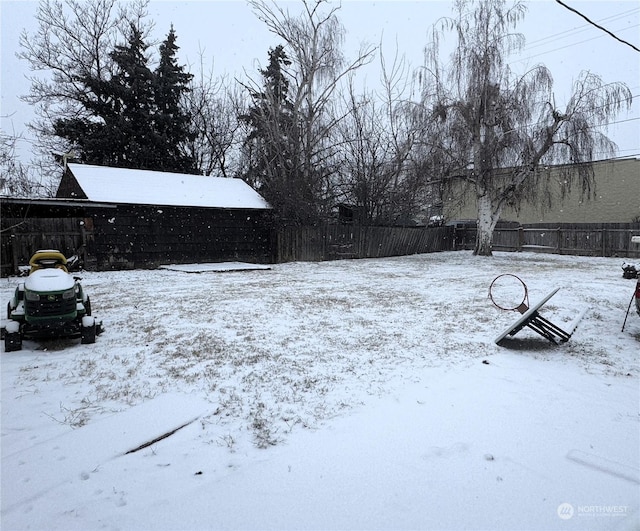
[1,164,273,274]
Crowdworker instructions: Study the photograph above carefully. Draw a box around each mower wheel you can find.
[81,316,96,344]
[4,331,22,352]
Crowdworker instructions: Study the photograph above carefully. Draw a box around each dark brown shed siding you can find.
[90,205,273,270]
[1,198,273,275]
[56,170,88,199]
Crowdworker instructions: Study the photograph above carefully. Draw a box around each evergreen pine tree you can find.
[54,23,155,168]
[154,26,197,173]
[107,23,156,169]
[54,24,196,173]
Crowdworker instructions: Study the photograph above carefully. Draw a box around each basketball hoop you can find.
[489,274,530,314]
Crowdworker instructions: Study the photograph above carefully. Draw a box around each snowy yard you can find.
[1,250,639,530]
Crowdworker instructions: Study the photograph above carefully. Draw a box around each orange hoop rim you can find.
[489,274,529,312]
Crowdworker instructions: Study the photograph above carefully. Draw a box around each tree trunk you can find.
[474,193,499,256]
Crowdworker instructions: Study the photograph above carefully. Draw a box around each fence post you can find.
[11,231,19,275]
[322,225,327,261]
[518,226,523,252]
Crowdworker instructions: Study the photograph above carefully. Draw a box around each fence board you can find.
[274,225,454,263]
[4,217,638,277]
[462,223,640,258]
[1,217,88,276]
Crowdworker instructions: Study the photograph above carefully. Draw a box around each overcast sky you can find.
[1,0,638,165]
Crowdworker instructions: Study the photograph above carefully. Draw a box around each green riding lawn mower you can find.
[2,250,103,352]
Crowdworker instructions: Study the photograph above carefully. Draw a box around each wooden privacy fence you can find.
[1,217,91,276]
[3,218,638,276]
[1,217,451,275]
[456,222,640,258]
[275,225,454,263]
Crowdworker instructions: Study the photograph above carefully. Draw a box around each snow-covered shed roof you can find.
[62,164,271,210]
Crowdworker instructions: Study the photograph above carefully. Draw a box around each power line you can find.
[518,25,639,61]
[554,0,640,52]
[528,22,638,51]
[524,7,639,50]
[600,117,640,126]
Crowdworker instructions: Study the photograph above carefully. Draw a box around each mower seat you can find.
[29,250,68,274]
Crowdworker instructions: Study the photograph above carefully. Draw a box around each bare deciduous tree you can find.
[19,0,150,115]
[336,47,428,226]
[247,0,375,222]
[17,0,150,180]
[419,0,632,255]
[0,129,55,197]
[183,57,244,177]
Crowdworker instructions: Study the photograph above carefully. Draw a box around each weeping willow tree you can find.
[419,0,632,255]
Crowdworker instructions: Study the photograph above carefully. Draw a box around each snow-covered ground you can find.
[1,251,639,530]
